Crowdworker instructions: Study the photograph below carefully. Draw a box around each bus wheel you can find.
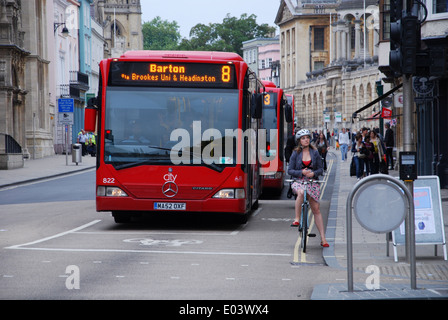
[112,212,131,223]
[234,213,248,224]
[251,200,259,210]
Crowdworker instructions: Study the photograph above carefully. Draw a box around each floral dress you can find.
[291,159,321,202]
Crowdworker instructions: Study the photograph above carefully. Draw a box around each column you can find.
[337,24,342,61]
[373,26,379,57]
[331,24,337,63]
[354,19,361,59]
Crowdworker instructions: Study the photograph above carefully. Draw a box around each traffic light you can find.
[389,19,402,76]
[389,13,420,76]
[390,0,402,23]
[401,15,419,74]
[389,0,403,76]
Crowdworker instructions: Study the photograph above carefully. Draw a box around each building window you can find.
[434,0,448,13]
[314,61,325,71]
[380,0,391,41]
[314,27,325,51]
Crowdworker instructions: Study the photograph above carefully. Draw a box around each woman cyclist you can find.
[288,129,329,247]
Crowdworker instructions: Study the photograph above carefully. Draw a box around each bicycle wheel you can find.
[300,202,309,253]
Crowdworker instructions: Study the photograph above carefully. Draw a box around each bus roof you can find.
[262,80,277,88]
[117,50,244,62]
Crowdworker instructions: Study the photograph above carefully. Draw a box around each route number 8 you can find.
[222,66,231,82]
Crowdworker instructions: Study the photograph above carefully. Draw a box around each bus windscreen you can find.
[104,87,239,169]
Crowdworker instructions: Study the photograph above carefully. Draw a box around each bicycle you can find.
[287,178,322,253]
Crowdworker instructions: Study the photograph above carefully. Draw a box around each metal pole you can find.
[33,112,35,160]
[346,194,353,292]
[65,125,68,166]
[402,74,417,289]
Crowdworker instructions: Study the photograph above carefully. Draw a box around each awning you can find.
[352,83,403,119]
[366,111,381,121]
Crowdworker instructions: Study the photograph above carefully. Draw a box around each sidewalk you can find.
[312,150,448,300]
[0,154,96,189]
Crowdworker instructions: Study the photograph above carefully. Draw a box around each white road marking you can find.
[4,217,291,258]
[5,246,291,257]
[6,220,101,249]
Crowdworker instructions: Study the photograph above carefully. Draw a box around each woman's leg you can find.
[309,198,328,245]
[355,157,364,179]
[294,189,304,223]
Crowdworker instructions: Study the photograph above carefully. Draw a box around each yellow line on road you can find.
[293,159,332,263]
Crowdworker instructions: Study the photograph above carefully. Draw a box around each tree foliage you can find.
[142,16,181,50]
[142,14,276,55]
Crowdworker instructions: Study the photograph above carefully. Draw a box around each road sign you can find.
[58,112,74,125]
[381,107,392,119]
[392,176,447,261]
[58,98,74,113]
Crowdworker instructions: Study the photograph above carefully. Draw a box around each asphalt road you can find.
[0,158,349,304]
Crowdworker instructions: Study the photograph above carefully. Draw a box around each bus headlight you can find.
[212,188,245,199]
[97,186,128,197]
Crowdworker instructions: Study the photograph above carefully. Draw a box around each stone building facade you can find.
[275,0,381,133]
[0,0,29,168]
[93,0,143,58]
[0,0,54,168]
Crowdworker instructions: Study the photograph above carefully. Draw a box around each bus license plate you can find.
[154,202,186,210]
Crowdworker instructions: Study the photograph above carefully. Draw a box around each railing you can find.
[0,133,22,154]
[57,84,84,101]
[70,70,89,90]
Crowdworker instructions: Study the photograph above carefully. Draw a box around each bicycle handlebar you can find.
[285,178,324,184]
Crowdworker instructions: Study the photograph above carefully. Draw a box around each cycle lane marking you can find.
[293,159,332,263]
[4,209,291,257]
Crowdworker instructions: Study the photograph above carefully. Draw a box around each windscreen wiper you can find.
[114,158,170,170]
[114,145,225,172]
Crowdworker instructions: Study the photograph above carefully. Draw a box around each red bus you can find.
[260,81,293,194]
[85,51,265,223]
[286,94,295,135]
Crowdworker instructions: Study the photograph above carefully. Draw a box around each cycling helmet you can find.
[295,129,311,141]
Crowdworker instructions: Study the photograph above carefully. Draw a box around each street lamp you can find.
[54,22,69,37]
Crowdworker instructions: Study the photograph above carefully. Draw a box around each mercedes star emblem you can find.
[162,181,178,198]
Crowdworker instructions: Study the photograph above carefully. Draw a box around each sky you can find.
[140,0,281,38]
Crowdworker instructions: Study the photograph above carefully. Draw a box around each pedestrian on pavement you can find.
[352,133,366,180]
[338,127,350,161]
[285,127,299,163]
[312,129,319,143]
[77,129,88,156]
[369,130,384,174]
[87,132,96,157]
[288,129,329,247]
[363,133,374,175]
[314,132,329,171]
[361,127,369,141]
[384,122,394,170]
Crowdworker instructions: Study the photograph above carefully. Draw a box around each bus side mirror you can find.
[84,97,98,132]
[285,103,293,123]
[251,93,263,119]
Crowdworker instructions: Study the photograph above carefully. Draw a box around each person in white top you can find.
[338,127,350,161]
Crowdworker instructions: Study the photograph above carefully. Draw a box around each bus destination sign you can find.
[263,92,277,108]
[109,61,236,88]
